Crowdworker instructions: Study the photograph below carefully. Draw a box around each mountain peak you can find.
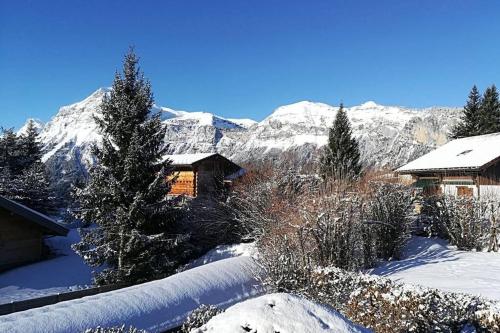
[17,118,44,135]
[358,101,380,109]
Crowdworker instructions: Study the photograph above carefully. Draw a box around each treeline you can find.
[451,84,500,139]
[0,121,54,213]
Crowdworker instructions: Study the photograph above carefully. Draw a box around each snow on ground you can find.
[0,256,263,333]
[193,293,371,333]
[182,242,256,270]
[0,229,92,304]
[369,236,500,301]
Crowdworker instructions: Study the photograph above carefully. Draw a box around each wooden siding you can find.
[0,207,43,271]
[167,154,241,198]
[169,170,197,197]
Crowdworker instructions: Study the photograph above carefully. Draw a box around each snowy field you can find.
[370,236,500,301]
[0,229,92,304]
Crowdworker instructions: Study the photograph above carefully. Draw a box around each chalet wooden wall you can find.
[0,208,43,271]
[169,171,196,197]
[167,156,235,198]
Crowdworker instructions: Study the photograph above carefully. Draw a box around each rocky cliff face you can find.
[29,89,461,194]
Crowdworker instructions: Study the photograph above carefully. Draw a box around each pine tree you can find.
[73,49,186,285]
[450,85,482,139]
[19,119,43,168]
[0,124,54,213]
[0,128,20,198]
[478,85,500,134]
[14,163,54,213]
[0,128,21,174]
[320,103,362,180]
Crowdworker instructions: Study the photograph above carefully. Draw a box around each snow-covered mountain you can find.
[16,119,44,136]
[27,88,461,194]
[221,100,460,168]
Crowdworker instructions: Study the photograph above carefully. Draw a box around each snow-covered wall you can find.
[0,256,264,333]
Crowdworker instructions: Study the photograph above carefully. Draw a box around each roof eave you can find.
[396,166,481,175]
[0,196,69,236]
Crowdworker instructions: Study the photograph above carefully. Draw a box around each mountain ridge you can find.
[21,88,462,196]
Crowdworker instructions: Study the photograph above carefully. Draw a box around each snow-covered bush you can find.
[262,265,500,333]
[180,304,223,333]
[313,267,500,332]
[424,195,490,251]
[83,325,147,333]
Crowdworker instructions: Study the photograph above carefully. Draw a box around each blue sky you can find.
[1,0,499,128]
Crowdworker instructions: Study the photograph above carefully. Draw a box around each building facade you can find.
[163,153,244,198]
[396,133,500,199]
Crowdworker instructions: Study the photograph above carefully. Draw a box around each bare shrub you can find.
[424,195,490,251]
[253,177,415,297]
[367,182,414,260]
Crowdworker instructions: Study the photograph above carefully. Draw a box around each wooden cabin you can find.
[0,196,68,271]
[164,153,244,198]
[396,132,500,199]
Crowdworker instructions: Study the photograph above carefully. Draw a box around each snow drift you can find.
[193,293,371,333]
[0,256,264,333]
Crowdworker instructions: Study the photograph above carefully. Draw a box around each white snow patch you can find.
[226,118,258,129]
[183,243,256,270]
[193,293,371,333]
[370,236,500,301]
[17,119,44,135]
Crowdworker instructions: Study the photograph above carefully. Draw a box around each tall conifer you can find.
[320,103,362,180]
[19,119,43,168]
[479,85,500,134]
[450,85,482,138]
[0,125,53,212]
[73,49,185,285]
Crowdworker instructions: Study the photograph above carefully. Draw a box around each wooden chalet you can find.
[164,153,244,197]
[396,132,500,198]
[0,196,68,271]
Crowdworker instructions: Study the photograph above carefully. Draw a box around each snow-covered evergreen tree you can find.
[19,119,43,168]
[450,85,482,138]
[73,49,187,285]
[479,84,500,134]
[320,103,362,180]
[14,163,54,213]
[0,126,54,212]
[0,128,21,174]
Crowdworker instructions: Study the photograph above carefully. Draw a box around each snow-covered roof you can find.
[397,132,500,173]
[0,196,68,236]
[163,153,220,165]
